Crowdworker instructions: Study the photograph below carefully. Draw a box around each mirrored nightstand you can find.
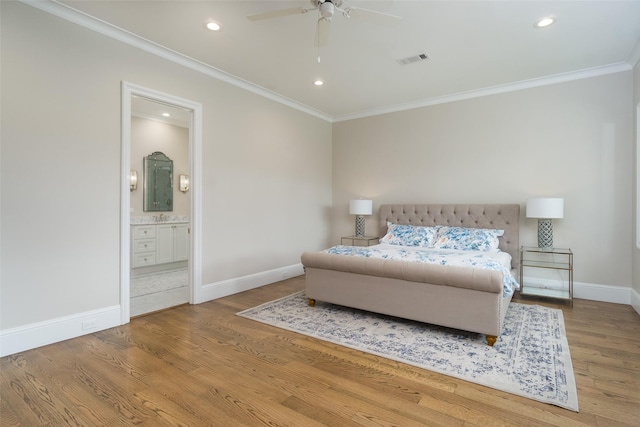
[519,246,573,306]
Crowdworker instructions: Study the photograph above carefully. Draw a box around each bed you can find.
[300,204,520,346]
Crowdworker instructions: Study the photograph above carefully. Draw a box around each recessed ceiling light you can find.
[162,113,171,117]
[314,80,324,86]
[205,21,221,31]
[535,17,555,28]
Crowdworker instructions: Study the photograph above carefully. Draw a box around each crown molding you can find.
[333,62,632,122]
[21,0,333,122]
[20,0,636,124]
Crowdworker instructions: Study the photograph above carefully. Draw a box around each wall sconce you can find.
[130,170,138,191]
[349,199,373,237]
[526,197,564,249]
[179,174,190,193]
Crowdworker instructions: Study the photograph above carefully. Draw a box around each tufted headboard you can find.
[379,204,520,272]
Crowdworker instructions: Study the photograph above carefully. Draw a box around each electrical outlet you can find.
[82,319,97,330]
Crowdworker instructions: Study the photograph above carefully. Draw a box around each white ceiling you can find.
[132,96,192,128]
[55,0,640,121]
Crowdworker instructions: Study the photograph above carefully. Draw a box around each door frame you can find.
[120,82,203,323]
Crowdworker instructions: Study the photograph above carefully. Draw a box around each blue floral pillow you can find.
[434,227,504,252]
[380,222,439,247]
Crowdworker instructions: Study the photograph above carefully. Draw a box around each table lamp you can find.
[349,199,372,238]
[526,198,564,249]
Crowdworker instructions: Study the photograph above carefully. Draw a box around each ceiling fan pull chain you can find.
[316,13,321,63]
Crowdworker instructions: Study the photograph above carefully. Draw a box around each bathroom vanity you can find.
[131,218,189,273]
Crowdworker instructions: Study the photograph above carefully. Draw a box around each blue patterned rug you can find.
[237,291,579,412]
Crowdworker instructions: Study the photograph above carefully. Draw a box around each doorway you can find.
[130,97,190,316]
[120,82,202,323]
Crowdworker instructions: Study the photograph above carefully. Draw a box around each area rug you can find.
[237,291,579,412]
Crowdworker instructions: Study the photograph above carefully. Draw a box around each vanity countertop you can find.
[131,215,188,225]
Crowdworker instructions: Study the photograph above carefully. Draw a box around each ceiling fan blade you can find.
[344,7,403,26]
[314,18,331,47]
[247,7,311,21]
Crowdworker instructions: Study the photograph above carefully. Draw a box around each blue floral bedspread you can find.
[323,244,519,297]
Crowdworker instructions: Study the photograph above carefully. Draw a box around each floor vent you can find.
[397,53,429,65]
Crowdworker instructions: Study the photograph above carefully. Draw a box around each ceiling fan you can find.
[247,0,402,47]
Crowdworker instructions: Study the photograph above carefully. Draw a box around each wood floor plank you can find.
[2,277,639,426]
[296,338,460,394]
[197,377,328,427]
[130,387,217,427]
[285,360,463,426]
[1,347,122,427]
[453,386,594,427]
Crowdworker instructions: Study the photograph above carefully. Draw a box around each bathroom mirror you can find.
[144,151,173,212]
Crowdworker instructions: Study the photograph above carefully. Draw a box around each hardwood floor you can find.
[2,276,639,426]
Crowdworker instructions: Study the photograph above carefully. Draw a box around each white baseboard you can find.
[196,263,305,303]
[2,268,633,358]
[0,305,121,357]
[631,288,640,315]
[573,281,631,305]
[522,275,631,305]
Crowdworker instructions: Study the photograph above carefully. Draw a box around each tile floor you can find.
[130,268,189,316]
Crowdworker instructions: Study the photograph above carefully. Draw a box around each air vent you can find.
[397,53,429,65]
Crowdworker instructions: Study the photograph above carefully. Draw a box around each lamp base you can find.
[537,219,554,249]
[355,215,366,238]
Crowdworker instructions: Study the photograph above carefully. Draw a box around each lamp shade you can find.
[526,198,564,219]
[349,199,372,215]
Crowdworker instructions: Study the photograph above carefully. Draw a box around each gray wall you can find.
[332,72,634,289]
[1,2,332,330]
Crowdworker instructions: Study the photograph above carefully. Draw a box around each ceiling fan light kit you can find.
[319,0,337,19]
[247,0,403,38]
[247,0,402,64]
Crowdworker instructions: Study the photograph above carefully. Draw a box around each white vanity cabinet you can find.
[131,225,157,267]
[131,223,189,268]
[172,224,189,262]
[156,224,189,264]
